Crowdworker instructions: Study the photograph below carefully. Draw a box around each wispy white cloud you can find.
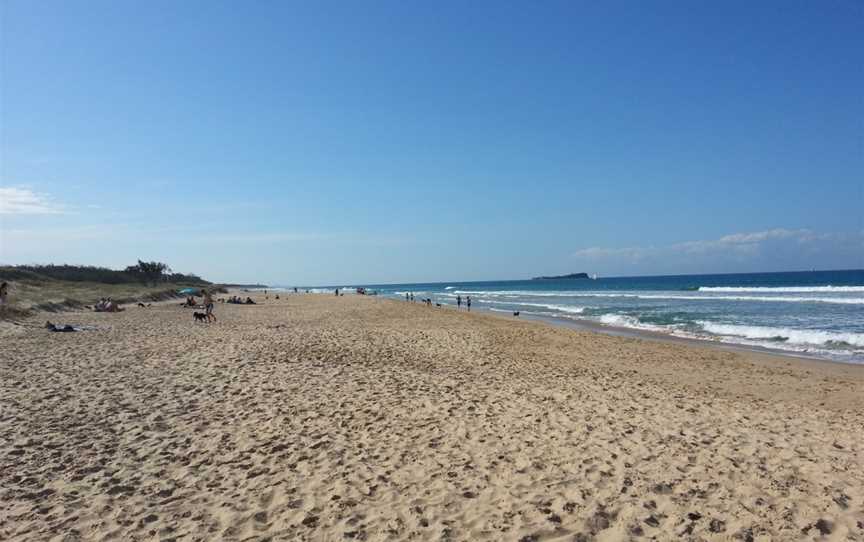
[0,186,66,215]
[572,228,864,273]
[716,228,803,244]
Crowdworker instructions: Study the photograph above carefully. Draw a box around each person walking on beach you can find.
[202,288,216,322]
[466,296,471,311]
[457,295,462,309]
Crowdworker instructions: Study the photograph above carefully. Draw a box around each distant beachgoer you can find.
[202,289,215,322]
[405,293,409,302]
[410,293,415,303]
[335,288,339,296]
[457,295,462,309]
[0,281,8,306]
[294,287,298,293]
[467,296,471,311]
[246,297,255,304]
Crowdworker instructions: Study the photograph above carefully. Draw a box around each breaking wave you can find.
[455,290,863,305]
[696,322,864,349]
[698,286,864,293]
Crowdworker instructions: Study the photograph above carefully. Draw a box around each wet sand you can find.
[1,293,862,541]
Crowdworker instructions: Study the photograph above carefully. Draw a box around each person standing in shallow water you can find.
[457,295,462,309]
[466,296,471,311]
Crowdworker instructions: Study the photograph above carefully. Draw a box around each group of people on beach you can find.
[404,291,471,311]
[225,295,255,305]
[183,289,216,321]
[94,298,122,312]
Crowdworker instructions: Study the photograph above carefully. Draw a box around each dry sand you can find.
[1,294,862,541]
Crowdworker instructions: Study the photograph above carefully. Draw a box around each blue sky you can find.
[1,1,862,285]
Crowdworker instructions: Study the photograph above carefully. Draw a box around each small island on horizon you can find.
[531,272,590,280]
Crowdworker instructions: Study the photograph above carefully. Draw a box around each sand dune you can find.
[1,294,862,541]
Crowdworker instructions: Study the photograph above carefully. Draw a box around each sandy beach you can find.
[1,293,862,541]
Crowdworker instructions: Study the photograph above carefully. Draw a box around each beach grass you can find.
[0,273,208,317]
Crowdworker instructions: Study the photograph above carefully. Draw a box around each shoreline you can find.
[374,296,864,383]
[377,295,864,368]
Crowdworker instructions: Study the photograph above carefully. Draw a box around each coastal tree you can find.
[124,260,171,285]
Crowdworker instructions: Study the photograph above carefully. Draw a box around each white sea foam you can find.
[471,298,589,314]
[598,314,667,332]
[599,314,639,327]
[515,302,586,314]
[452,289,863,304]
[697,322,864,348]
[699,285,864,293]
[307,288,337,294]
[513,292,864,305]
[604,294,864,305]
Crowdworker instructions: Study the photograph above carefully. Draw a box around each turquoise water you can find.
[290,270,864,363]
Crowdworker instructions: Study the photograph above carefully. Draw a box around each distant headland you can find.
[532,272,590,280]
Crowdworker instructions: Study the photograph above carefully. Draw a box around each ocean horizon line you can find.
[271,267,864,290]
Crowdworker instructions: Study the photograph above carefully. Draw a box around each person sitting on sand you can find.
[245,297,255,304]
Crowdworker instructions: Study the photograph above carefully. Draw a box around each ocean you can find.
[284,270,864,364]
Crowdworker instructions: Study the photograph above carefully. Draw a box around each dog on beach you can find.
[513,311,520,317]
[193,311,209,322]
[137,302,151,308]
